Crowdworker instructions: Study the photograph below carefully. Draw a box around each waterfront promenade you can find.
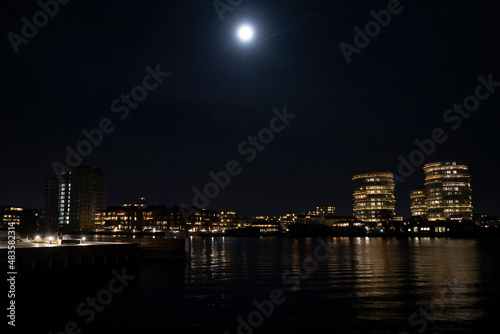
[0,240,139,273]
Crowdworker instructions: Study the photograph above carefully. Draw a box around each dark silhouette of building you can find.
[44,166,107,232]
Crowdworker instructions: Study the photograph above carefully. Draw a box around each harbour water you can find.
[19,237,500,333]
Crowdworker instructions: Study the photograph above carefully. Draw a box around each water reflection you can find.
[188,237,496,332]
[22,236,500,333]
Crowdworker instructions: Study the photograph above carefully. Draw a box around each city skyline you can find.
[2,159,485,227]
[3,2,500,334]
[3,151,498,219]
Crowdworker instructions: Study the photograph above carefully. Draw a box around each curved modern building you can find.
[423,160,472,221]
[410,188,427,218]
[352,172,395,222]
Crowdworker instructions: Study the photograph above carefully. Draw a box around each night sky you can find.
[1,0,500,218]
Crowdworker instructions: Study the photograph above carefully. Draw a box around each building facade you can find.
[410,188,428,218]
[423,160,473,221]
[44,174,60,230]
[315,205,335,216]
[122,196,146,209]
[95,205,237,232]
[45,166,107,231]
[0,206,23,229]
[95,206,145,231]
[219,211,238,230]
[352,172,396,222]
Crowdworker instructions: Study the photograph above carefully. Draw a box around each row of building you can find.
[353,160,473,223]
[0,160,483,233]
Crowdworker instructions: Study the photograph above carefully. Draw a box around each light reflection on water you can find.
[173,237,497,332]
[24,236,500,333]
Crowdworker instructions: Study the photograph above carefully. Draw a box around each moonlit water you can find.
[24,237,500,333]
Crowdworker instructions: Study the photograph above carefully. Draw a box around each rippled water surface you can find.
[23,237,500,333]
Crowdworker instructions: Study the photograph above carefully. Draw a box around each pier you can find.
[0,241,140,273]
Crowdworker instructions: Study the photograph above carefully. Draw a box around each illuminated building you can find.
[122,196,146,209]
[473,213,499,228]
[424,160,473,221]
[281,205,336,226]
[96,205,187,231]
[410,188,428,218]
[0,206,23,229]
[54,166,107,231]
[295,214,322,225]
[324,216,361,227]
[146,206,175,230]
[314,205,335,216]
[95,205,226,231]
[279,213,296,226]
[95,206,143,231]
[352,172,396,222]
[219,211,237,230]
[251,219,280,233]
[192,208,219,231]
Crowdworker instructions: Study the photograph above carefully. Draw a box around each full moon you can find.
[237,25,254,42]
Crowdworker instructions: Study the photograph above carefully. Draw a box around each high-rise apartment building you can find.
[352,172,395,222]
[423,160,472,221]
[45,166,107,231]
